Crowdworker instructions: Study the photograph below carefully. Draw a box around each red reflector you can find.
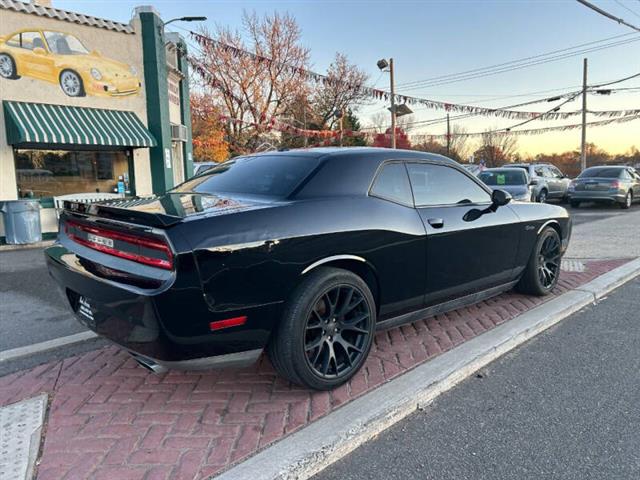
[209,316,247,331]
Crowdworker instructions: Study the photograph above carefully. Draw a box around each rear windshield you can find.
[172,155,321,198]
[479,169,527,186]
[578,168,624,179]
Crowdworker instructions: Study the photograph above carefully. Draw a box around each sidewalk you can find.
[313,276,640,480]
[0,258,629,480]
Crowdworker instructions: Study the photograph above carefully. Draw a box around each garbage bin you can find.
[1,200,42,244]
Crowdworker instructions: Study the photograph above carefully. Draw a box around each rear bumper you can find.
[45,241,274,368]
[568,192,625,202]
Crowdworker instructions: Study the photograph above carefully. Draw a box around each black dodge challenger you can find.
[45,148,571,390]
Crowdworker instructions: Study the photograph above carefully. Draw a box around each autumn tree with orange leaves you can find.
[192,12,310,154]
[190,93,229,162]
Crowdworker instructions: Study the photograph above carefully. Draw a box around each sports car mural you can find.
[0,28,141,98]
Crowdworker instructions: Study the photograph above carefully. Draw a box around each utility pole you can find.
[389,58,396,149]
[446,113,451,155]
[580,58,588,172]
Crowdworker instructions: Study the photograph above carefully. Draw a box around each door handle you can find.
[428,218,444,228]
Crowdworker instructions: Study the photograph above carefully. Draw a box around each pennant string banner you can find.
[189,31,638,122]
[215,113,640,142]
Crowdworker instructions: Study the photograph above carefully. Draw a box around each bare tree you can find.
[192,11,310,153]
[473,129,518,167]
[312,53,369,129]
[396,114,415,133]
[449,126,471,161]
[368,111,388,133]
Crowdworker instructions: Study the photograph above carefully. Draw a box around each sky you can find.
[57,0,640,156]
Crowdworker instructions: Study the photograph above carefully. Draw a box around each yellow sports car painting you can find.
[0,29,141,98]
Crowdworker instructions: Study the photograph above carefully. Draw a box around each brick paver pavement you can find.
[0,258,629,480]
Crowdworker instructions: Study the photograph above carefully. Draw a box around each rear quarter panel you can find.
[176,196,428,328]
[507,202,571,269]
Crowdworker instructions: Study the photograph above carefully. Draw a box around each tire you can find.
[0,53,20,79]
[268,267,376,390]
[570,200,580,208]
[59,69,85,97]
[516,227,562,296]
[537,189,548,203]
[620,191,632,209]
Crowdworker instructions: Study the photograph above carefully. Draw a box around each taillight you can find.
[64,219,174,270]
[611,180,620,189]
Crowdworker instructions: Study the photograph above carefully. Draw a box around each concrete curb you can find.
[216,258,640,480]
[0,331,98,364]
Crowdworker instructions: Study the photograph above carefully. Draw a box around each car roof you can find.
[271,147,468,198]
[245,147,458,165]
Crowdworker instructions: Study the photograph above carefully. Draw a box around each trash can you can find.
[1,200,42,245]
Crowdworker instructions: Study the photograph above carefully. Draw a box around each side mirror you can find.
[491,189,512,209]
[529,178,539,186]
[33,47,47,56]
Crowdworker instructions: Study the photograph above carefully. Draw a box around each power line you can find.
[576,0,640,32]
[614,0,640,20]
[395,32,638,89]
[396,37,640,91]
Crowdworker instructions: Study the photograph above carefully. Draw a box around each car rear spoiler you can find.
[62,199,183,228]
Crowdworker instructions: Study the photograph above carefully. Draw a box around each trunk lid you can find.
[62,192,274,228]
[573,178,618,192]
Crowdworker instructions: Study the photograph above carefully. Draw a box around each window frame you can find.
[15,31,48,52]
[368,160,415,207]
[405,160,494,209]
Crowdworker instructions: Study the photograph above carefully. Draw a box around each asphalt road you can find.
[314,276,640,480]
[565,200,639,226]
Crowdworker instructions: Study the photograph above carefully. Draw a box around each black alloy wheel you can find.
[516,227,562,296]
[304,285,372,379]
[268,267,376,390]
[537,233,561,289]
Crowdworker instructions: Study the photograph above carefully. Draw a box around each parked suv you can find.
[503,163,571,203]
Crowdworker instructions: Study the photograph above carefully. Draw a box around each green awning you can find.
[3,101,156,148]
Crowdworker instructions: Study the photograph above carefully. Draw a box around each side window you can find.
[407,163,491,206]
[6,34,20,47]
[19,32,45,51]
[550,166,564,178]
[370,162,413,206]
[534,166,545,177]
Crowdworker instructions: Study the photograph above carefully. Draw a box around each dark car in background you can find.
[503,163,571,203]
[478,168,533,202]
[568,166,640,209]
[45,148,571,390]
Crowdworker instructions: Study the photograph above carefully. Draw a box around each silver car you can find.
[478,168,533,202]
[568,166,640,209]
[503,163,571,203]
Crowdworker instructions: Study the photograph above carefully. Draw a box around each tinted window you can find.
[535,166,547,177]
[579,168,625,179]
[370,162,413,205]
[407,163,491,206]
[173,155,321,198]
[479,169,528,186]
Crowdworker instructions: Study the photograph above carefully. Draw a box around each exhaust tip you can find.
[129,353,168,374]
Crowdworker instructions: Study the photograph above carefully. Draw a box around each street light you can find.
[163,16,208,27]
[377,57,397,148]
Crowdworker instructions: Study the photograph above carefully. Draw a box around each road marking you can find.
[0,331,98,364]
[0,393,48,480]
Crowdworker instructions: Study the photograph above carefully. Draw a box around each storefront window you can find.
[14,149,132,199]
